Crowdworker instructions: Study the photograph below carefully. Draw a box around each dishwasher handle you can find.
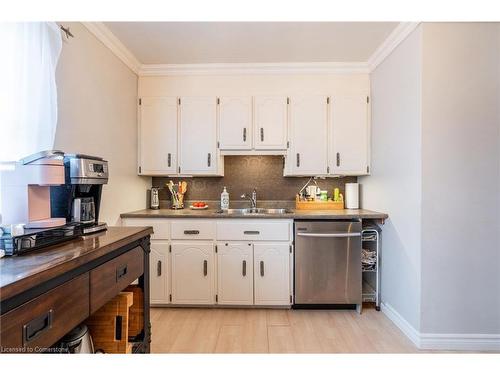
[296,232,361,238]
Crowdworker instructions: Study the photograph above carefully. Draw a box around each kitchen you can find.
[0,1,499,372]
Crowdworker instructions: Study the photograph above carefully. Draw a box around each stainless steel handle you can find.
[243,128,247,142]
[167,153,171,167]
[296,232,361,238]
[203,260,208,276]
[260,261,264,277]
[157,260,162,276]
[242,260,247,276]
[207,153,211,167]
[244,230,260,235]
[260,127,264,142]
[296,153,300,167]
[184,230,200,235]
[336,152,340,167]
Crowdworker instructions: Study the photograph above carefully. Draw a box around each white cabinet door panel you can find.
[139,97,177,175]
[150,241,170,304]
[254,96,287,150]
[218,96,252,150]
[217,242,254,305]
[253,243,290,305]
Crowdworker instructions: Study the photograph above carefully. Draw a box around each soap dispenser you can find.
[220,186,229,210]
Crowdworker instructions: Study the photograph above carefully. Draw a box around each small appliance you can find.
[150,187,160,209]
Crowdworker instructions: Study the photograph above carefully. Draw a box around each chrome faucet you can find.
[241,188,257,209]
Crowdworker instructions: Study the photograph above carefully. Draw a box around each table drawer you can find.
[216,220,291,241]
[122,218,170,240]
[0,273,89,350]
[171,220,215,240]
[90,247,144,313]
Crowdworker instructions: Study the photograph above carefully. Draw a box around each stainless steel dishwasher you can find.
[294,220,362,309]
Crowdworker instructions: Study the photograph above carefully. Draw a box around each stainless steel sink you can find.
[215,208,293,215]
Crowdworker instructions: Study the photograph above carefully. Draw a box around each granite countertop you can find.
[120,207,388,220]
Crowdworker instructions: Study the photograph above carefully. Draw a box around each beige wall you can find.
[55,23,150,225]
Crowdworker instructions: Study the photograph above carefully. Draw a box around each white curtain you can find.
[0,22,62,165]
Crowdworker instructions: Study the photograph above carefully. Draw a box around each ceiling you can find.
[104,22,398,64]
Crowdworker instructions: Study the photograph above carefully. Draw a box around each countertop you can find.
[120,208,388,220]
[0,226,153,302]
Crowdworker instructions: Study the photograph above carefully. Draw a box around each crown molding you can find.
[138,62,370,76]
[367,22,420,72]
[81,22,141,75]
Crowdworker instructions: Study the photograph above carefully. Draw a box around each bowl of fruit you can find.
[190,201,208,210]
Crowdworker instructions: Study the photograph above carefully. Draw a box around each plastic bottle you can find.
[220,186,230,210]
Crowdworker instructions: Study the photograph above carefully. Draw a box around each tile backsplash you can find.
[153,156,356,204]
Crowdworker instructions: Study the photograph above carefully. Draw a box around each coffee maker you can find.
[51,154,109,234]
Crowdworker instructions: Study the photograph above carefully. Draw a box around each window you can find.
[0,22,62,169]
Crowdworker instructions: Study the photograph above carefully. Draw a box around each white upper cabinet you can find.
[286,96,329,176]
[254,96,288,150]
[330,94,370,175]
[179,96,220,175]
[139,97,178,175]
[218,97,252,150]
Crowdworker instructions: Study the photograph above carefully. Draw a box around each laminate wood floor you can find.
[150,306,419,353]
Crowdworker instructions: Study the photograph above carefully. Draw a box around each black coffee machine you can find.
[51,154,109,234]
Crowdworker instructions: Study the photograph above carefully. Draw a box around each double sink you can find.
[214,208,294,215]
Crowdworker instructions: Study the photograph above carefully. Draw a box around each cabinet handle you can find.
[207,153,211,167]
[336,152,340,167]
[23,309,53,345]
[242,260,247,277]
[116,264,128,281]
[167,153,171,167]
[296,153,300,167]
[157,260,162,276]
[243,127,247,142]
[203,260,208,276]
[260,127,264,142]
[260,261,264,277]
[244,230,260,235]
[184,230,200,235]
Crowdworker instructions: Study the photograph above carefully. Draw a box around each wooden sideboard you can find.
[0,227,152,353]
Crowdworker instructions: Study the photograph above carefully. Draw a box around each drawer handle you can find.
[244,230,260,235]
[157,260,162,276]
[260,261,264,277]
[116,264,128,281]
[184,230,200,235]
[23,309,53,345]
[242,260,247,277]
[203,260,208,276]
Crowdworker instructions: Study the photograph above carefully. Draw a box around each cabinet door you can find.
[253,243,290,305]
[330,94,370,175]
[171,242,215,304]
[287,96,328,175]
[217,242,254,305]
[139,97,178,175]
[150,241,169,304]
[254,96,288,150]
[179,97,218,174]
[218,97,252,150]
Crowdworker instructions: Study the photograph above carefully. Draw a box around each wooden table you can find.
[0,227,152,353]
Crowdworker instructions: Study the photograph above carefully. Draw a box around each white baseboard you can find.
[381,302,500,352]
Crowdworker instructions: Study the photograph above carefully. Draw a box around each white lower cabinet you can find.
[150,241,170,304]
[216,242,254,305]
[253,243,291,305]
[171,242,215,305]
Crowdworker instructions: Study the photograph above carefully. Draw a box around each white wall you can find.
[55,23,150,225]
[360,26,423,330]
[420,23,500,335]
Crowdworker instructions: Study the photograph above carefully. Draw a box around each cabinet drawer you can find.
[122,218,170,240]
[216,220,291,241]
[0,273,89,350]
[171,220,215,240]
[90,247,144,313]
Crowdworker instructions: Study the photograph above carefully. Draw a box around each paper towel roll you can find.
[345,183,359,209]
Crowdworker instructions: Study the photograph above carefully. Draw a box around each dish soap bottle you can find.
[220,186,229,210]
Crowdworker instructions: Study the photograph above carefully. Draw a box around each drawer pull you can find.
[203,260,208,276]
[116,264,128,281]
[260,261,265,277]
[157,260,162,276]
[184,230,200,235]
[244,230,260,235]
[23,309,53,345]
[242,260,247,277]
